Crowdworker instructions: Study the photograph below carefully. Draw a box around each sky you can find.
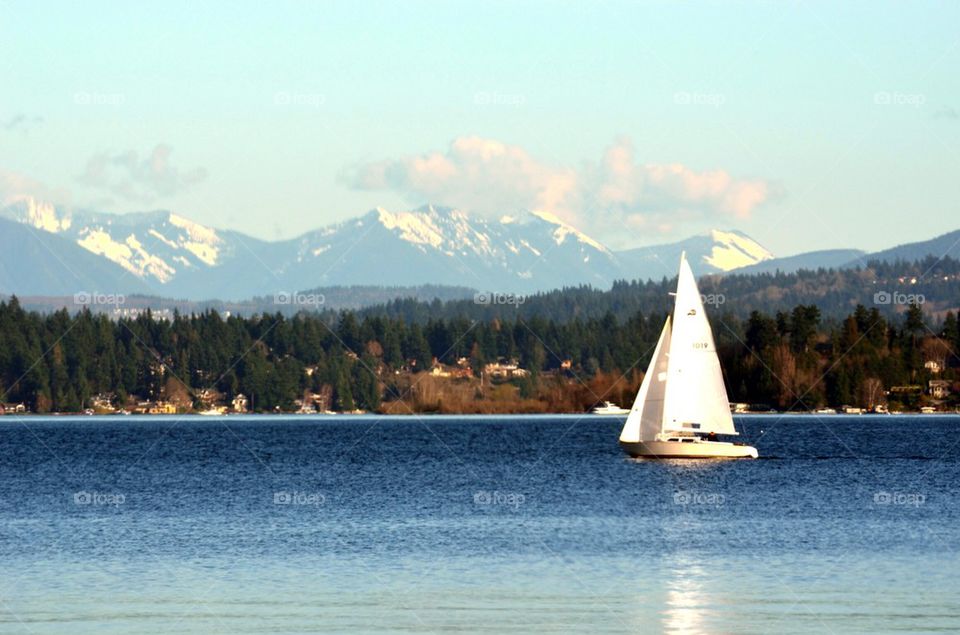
[1,0,958,256]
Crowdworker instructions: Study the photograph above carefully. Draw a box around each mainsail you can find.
[619,316,671,443]
[661,254,737,435]
[620,253,737,443]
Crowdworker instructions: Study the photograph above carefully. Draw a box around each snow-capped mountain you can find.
[174,205,627,299]
[0,198,260,293]
[0,198,776,300]
[0,217,151,296]
[616,229,774,280]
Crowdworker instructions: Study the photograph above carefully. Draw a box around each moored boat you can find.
[592,401,630,415]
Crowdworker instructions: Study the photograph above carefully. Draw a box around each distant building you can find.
[929,380,951,400]
[196,388,222,407]
[430,363,452,378]
[484,359,530,379]
[90,393,115,410]
[560,360,573,370]
[0,402,27,415]
[730,402,750,414]
[924,360,942,374]
[232,393,249,413]
[295,398,317,414]
[147,401,177,414]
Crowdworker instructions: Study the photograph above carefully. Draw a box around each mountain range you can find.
[0,198,774,300]
[0,196,957,303]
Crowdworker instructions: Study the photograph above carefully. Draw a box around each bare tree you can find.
[860,377,885,409]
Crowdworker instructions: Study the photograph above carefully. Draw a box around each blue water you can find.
[1,414,959,634]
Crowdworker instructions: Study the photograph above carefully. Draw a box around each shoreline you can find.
[3,410,959,417]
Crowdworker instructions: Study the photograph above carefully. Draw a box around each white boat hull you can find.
[620,439,758,459]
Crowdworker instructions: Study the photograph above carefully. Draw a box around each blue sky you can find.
[1,0,958,255]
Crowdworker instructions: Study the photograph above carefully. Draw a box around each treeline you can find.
[722,303,958,410]
[0,295,957,413]
[0,296,663,413]
[346,255,960,324]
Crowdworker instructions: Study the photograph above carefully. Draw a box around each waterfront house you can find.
[929,380,951,400]
[232,393,249,413]
[147,401,177,414]
[90,393,115,410]
[924,360,942,374]
[484,359,530,379]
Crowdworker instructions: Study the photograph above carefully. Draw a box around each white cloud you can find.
[345,136,778,239]
[349,137,578,218]
[0,170,70,207]
[79,144,207,203]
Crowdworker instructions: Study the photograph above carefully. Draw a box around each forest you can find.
[0,288,957,414]
[328,255,960,325]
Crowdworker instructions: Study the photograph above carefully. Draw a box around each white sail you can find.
[661,254,737,435]
[619,317,672,443]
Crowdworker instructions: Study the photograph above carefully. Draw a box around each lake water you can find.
[1,414,959,634]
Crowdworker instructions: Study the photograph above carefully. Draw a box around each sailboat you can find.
[619,253,758,459]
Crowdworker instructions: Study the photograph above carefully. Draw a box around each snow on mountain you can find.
[275,205,623,296]
[1,197,73,233]
[616,229,774,281]
[0,198,777,300]
[76,228,179,283]
[0,198,235,290]
[529,209,610,253]
[0,217,150,296]
[703,230,774,271]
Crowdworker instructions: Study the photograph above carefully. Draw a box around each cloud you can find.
[344,136,777,239]
[2,113,43,132]
[348,137,578,218]
[0,171,70,207]
[78,144,207,202]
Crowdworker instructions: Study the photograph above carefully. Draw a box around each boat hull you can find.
[620,440,758,459]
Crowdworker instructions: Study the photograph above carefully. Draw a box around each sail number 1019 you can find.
[692,342,709,349]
